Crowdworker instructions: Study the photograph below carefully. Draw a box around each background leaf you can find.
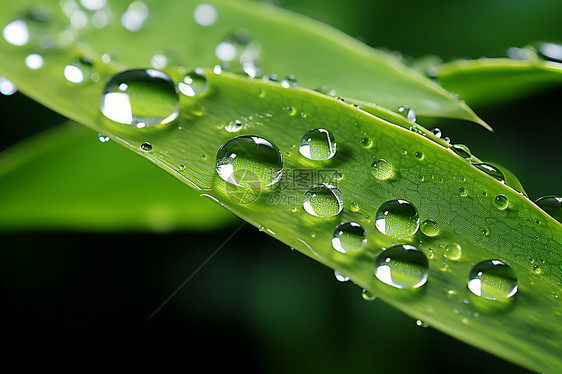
[0,122,235,231]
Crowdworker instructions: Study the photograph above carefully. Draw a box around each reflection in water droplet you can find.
[535,195,562,223]
[140,142,152,152]
[332,222,367,253]
[444,243,462,260]
[3,20,29,46]
[193,3,217,26]
[375,244,429,289]
[299,128,336,161]
[97,133,110,143]
[371,159,394,180]
[398,105,416,122]
[416,320,429,328]
[178,69,207,97]
[225,120,242,133]
[375,200,420,239]
[468,260,518,301]
[334,270,349,282]
[101,69,179,127]
[303,183,343,218]
[216,135,283,188]
[493,194,509,210]
[473,163,505,182]
[420,219,439,237]
[25,53,43,70]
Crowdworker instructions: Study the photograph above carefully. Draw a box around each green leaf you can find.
[437,58,562,107]
[0,0,486,126]
[0,123,236,231]
[1,1,560,372]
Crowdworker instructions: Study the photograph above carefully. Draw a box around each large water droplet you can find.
[468,260,518,301]
[332,222,367,253]
[452,144,471,160]
[375,200,420,239]
[178,69,207,97]
[299,128,336,161]
[375,245,429,289]
[493,194,509,210]
[101,69,179,128]
[473,163,505,182]
[535,195,562,223]
[537,42,562,62]
[216,135,283,188]
[303,183,343,218]
[420,219,439,237]
[371,159,394,180]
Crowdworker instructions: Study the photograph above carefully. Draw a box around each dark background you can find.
[1,0,562,372]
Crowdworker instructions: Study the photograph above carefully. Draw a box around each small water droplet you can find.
[444,243,462,260]
[535,195,562,222]
[332,222,367,253]
[415,151,424,160]
[140,142,152,152]
[334,270,349,282]
[493,194,509,210]
[333,170,343,181]
[101,69,179,128]
[281,74,297,88]
[420,219,439,237]
[303,183,343,218]
[216,135,283,188]
[481,227,490,237]
[178,69,207,97]
[459,187,468,197]
[360,137,373,148]
[468,260,518,301]
[375,244,429,289]
[179,164,186,170]
[452,144,472,160]
[398,105,416,122]
[361,289,377,301]
[473,163,505,183]
[371,159,394,180]
[416,320,429,328]
[299,128,337,161]
[97,133,110,143]
[350,202,360,212]
[375,200,420,239]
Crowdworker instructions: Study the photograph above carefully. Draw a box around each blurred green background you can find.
[1,0,561,372]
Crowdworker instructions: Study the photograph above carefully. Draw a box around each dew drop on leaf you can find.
[375,200,420,239]
[332,222,367,253]
[420,219,439,237]
[375,244,429,289]
[452,144,472,160]
[473,163,505,183]
[361,289,377,301]
[100,69,179,128]
[216,135,283,188]
[140,142,152,152]
[468,260,518,301]
[299,128,337,161]
[493,194,509,210]
[178,69,208,97]
[535,195,562,222]
[398,105,416,122]
[444,243,462,260]
[371,159,394,180]
[303,183,343,218]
